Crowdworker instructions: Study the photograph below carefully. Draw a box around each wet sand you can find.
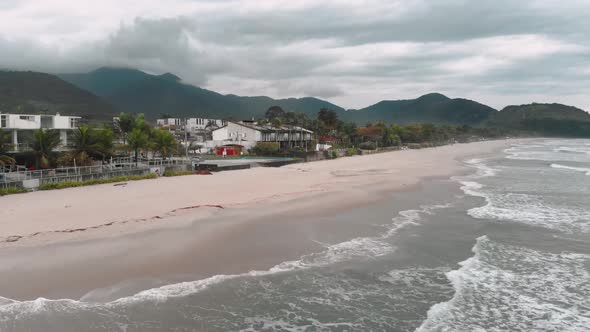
[0,140,519,301]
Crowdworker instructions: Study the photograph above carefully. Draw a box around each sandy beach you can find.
[0,140,517,300]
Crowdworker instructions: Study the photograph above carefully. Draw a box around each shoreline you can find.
[0,139,521,301]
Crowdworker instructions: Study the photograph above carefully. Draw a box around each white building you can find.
[0,113,81,151]
[211,121,314,151]
[156,118,226,132]
[211,121,262,150]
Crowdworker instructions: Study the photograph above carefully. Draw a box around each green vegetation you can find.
[487,103,590,137]
[59,67,345,121]
[359,142,377,150]
[251,142,280,155]
[163,170,195,177]
[31,129,61,168]
[345,147,360,156]
[0,130,15,167]
[0,70,117,120]
[39,173,157,190]
[0,187,27,196]
[151,129,178,159]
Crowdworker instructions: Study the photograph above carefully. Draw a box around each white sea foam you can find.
[418,236,590,332]
[464,158,498,177]
[1,203,455,316]
[554,146,590,155]
[467,191,590,233]
[456,154,590,234]
[551,163,590,175]
[506,141,590,162]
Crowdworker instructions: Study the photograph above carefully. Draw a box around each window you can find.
[0,115,6,128]
[70,118,79,128]
[19,115,34,121]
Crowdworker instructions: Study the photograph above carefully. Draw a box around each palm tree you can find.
[0,130,15,167]
[151,129,177,159]
[30,130,61,169]
[70,126,97,166]
[94,126,115,161]
[127,128,149,165]
[117,113,135,144]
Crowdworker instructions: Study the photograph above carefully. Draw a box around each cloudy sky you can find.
[1,0,589,110]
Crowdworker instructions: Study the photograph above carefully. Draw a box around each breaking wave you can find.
[418,236,590,331]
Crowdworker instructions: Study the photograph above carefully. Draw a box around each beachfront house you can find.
[211,120,314,152]
[156,117,227,142]
[0,112,81,152]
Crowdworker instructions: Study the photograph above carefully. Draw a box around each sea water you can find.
[1,139,589,331]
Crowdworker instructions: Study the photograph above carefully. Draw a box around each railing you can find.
[0,158,193,188]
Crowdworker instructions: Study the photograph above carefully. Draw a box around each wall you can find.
[7,114,40,129]
[212,122,260,150]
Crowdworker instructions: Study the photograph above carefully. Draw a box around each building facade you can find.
[211,121,314,151]
[0,113,81,151]
[156,118,227,143]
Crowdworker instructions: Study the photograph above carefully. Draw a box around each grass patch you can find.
[345,147,360,156]
[0,187,27,196]
[163,170,196,177]
[39,173,158,191]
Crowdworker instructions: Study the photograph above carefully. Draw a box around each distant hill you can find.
[60,68,346,120]
[0,71,118,120]
[491,103,590,123]
[488,103,590,137]
[343,93,496,125]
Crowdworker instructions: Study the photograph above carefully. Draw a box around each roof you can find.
[0,113,81,119]
[212,120,313,134]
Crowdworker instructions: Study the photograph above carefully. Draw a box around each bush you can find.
[345,148,360,156]
[359,142,377,150]
[0,187,27,196]
[39,173,157,191]
[251,142,280,156]
[331,150,339,159]
[163,170,195,177]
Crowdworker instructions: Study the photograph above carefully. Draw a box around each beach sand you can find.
[0,140,518,300]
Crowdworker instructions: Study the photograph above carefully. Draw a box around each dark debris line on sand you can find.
[1,204,225,245]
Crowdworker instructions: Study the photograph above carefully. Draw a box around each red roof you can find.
[319,135,338,143]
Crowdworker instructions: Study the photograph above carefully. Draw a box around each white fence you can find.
[0,158,193,189]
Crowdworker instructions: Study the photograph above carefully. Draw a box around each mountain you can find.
[491,103,590,123]
[0,71,118,120]
[344,93,496,125]
[60,68,501,126]
[488,103,590,137]
[60,68,346,120]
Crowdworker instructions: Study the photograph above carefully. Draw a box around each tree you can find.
[30,130,61,168]
[265,106,285,121]
[94,126,115,161]
[70,126,98,166]
[0,130,15,167]
[117,113,135,144]
[271,117,283,143]
[127,128,149,165]
[318,108,339,130]
[151,129,177,159]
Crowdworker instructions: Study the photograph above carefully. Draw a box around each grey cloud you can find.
[0,0,589,109]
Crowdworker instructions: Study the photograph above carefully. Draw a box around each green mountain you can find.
[60,68,346,120]
[343,93,496,125]
[60,68,502,126]
[0,71,118,120]
[488,103,590,137]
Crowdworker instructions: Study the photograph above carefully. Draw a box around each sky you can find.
[0,0,589,110]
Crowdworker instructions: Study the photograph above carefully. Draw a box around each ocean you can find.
[1,139,589,331]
